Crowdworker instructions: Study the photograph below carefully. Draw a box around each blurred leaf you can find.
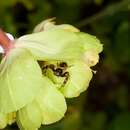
[108,113,130,130]
[115,85,128,110]
[83,112,107,130]
[114,21,130,64]
[62,110,81,130]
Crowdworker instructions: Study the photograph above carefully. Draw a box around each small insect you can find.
[42,64,55,73]
[55,62,70,86]
[59,62,68,68]
[54,68,63,76]
[61,72,69,85]
[42,62,70,86]
[54,68,70,86]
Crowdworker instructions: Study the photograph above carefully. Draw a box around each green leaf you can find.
[0,48,43,114]
[108,113,130,130]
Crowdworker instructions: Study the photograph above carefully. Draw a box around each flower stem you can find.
[0,29,14,54]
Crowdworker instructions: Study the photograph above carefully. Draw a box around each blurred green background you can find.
[0,0,130,130]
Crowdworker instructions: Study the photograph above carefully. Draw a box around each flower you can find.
[0,19,103,130]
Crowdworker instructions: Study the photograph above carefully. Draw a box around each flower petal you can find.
[0,114,7,129]
[60,61,93,98]
[0,112,16,129]
[16,76,67,130]
[33,18,79,33]
[0,48,43,114]
[36,76,67,125]
[78,32,103,54]
[16,29,84,61]
[17,101,42,130]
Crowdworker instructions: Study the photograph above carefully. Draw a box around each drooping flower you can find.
[0,19,103,130]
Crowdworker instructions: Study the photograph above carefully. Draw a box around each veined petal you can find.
[17,101,42,130]
[0,48,43,114]
[15,29,84,61]
[36,76,67,125]
[16,76,67,130]
[16,29,103,62]
[33,18,79,33]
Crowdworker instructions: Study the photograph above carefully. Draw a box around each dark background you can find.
[0,0,130,130]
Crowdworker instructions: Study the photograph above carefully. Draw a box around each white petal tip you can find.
[0,46,4,53]
[6,33,14,41]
